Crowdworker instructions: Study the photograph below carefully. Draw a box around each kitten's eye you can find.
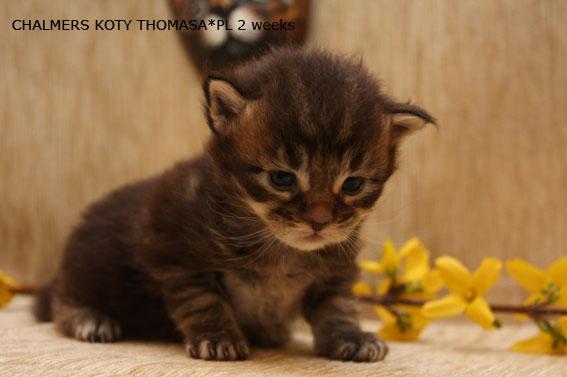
[342,177,364,195]
[269,171,296,191]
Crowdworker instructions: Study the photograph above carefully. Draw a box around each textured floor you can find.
[1,296,565,377]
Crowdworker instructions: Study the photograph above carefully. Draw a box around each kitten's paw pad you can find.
[185,337,249,361]
[72,314,122,343]
[320,331,388,362]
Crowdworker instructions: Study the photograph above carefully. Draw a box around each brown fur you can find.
[34,48,434,362]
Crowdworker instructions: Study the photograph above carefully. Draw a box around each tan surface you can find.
[1,296,565,377]
[1,0,567,303]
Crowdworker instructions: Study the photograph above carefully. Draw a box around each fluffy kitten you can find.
[34,48,435,362]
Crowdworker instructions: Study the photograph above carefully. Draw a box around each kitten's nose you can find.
[305,204,333,232]
[309,221,329,232]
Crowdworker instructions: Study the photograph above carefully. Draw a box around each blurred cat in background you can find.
[34,47,435,362]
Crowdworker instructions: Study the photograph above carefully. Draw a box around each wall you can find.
[309,0,567,300]
[1,0,566,302]
[1,0,204,282]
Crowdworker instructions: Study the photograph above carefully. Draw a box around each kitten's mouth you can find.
[302,233,325,243]
[278,230,331,251]
[271,224,347,251]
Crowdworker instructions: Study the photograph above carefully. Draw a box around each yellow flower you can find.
[357,260,382,275]
[0,285,14,307]
[351,282,373,297]
[355,239,442,342]
[422,256,502,330]
[375,305,430,341]
[506,257,567,308]
[357,238,444,298]
[511,317,567,355]
[0,270,20,308]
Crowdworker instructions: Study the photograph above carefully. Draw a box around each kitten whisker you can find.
[205,197,260,222]
[352,230,389,249]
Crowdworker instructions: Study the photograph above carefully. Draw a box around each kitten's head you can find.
[205,48,435,251]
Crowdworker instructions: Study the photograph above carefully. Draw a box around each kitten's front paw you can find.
[70,312,122,343]
[185,334,250,361]
[317,331,388,362]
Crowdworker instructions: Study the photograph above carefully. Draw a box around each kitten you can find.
[34,48,435,362]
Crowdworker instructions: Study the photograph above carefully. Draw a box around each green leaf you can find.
[396,311,413,333]
[542,282,561,303]
[535,319,567,350]
[535,319,553,334]
[404,280,423,293]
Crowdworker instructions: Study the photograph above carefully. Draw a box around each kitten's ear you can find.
[386,101,437,140]
[204,76,248,135]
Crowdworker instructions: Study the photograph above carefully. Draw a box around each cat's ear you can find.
[204,76,248,135]
[386,101,437,140]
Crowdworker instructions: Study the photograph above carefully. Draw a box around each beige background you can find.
[1,0,566,302]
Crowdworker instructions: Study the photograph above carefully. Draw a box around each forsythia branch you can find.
[10,285,36,294]
[357,295,567,317]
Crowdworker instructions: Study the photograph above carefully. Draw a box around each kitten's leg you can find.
[156,270,249,361]
[304,293,388,362]
[53,299,122,343]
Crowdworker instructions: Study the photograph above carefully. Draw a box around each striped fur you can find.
[34,48,433,362]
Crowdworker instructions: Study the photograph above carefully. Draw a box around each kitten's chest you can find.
[221,261,315,328]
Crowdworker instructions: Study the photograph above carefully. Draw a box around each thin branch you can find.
[9,285,36,295]
[9,285,567,316]
[358,295,567,316]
